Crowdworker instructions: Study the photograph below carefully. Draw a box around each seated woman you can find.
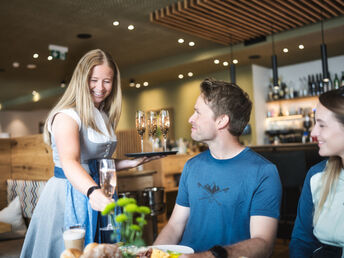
[290,88,344,258]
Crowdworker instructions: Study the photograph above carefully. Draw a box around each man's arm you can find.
[181,215,278,258]
[153,204,190,245]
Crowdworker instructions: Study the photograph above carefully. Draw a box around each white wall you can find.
[252,65,271,145]
[0,110,49,137]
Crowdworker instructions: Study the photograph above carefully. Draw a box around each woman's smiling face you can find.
[311,102,344,159]
[89,63,114,108]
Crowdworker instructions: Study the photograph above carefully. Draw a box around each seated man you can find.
[154,79,282,258]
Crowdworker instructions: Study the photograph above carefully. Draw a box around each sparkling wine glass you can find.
[136,110,146,152]
[99,158,117,231]
[147,111,158,152]
[159,109,170,152]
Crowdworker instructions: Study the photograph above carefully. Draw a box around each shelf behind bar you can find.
[266,95,318,104]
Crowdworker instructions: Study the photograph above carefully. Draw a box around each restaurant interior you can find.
[0,0,344,257]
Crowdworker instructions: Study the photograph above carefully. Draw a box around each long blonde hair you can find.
[43,49,122,144]
[314,89,344,222]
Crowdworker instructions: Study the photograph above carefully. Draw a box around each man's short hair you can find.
[200,78,252,136]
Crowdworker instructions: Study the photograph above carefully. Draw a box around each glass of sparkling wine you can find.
[99,158,117,231]
[159,109,170,152]
[147,111,158,152]
[136,110,146,152]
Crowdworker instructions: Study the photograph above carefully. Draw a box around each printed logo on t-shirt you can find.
[197,182,229,205]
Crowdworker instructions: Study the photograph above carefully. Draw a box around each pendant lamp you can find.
[320,14,329,82]
[271,28,279,87]
[229,35,236,84]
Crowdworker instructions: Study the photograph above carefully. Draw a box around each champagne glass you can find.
[147,111,158,152]
[136,110,146,152]
[159,109,170,152]
[99,158,117,231]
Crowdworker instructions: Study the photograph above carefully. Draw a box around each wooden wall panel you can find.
[0,139,12,209]
[11,134,53,180]
[114,129,141,160]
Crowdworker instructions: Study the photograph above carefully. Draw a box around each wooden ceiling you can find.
[150,0,344,45]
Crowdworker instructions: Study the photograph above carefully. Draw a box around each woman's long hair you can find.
[314,89,344,223]
[43,49,122,144]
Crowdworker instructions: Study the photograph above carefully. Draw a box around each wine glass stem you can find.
[140,136,144,152]
[163,137,167,152]
[151,137,154,152]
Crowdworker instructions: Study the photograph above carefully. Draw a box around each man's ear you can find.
[216,114,229,130]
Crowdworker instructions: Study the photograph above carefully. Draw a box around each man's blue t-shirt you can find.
[176,148,282,252]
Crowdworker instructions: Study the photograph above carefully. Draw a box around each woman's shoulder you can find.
[308,159,327,175]
[48,108,81,132]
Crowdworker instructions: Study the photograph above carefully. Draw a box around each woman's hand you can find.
[88,189,113,211]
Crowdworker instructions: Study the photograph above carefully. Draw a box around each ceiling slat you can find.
[252,0,304,27]
[314,0,339,16]
[191,0,263,38]
[325,0,344,13]
[203,0,273,34]
[150,0,344,46]
[176,1,248,40]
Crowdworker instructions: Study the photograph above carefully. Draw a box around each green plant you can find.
[102,197,151,247]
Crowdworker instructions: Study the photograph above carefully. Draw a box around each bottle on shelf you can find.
[326,72,333,92]
[341,71,344,88]
[310,74,316,96]
[334,73,340,89]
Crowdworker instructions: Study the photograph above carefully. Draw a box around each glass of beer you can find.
[63,224,86,251]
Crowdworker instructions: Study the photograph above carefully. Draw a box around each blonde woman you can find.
[20,49,159,258]
[290,88,344,258]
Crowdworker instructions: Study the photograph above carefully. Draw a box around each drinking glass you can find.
[147,111,158,152]
[99,158,117,231]
[136,110,146,152]
[159,109,170,151]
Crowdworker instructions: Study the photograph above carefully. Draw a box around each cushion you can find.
[0,196,27,240]
[7,179,46,218]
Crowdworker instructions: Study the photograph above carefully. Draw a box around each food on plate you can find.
[80,243,121,258]
[137,248,181,258]
[60,248,83,258]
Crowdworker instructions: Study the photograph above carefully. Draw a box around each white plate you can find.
[150,245,194,254]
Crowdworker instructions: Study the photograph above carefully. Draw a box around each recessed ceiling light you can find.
[32,90,40,102]
[233,59,238,64]
[135,83,141,88]
[178,74,184,79]
[33,53,39,59]
[129,79,135,87]
[188,72,193,77]
[128,25,135,30]
[178,38,184,44]
[223,61,229,66]
[47,56,53,61]
[214,59,220,64]
[298,44,304,49]
[113,21,119,26]
[60,80,66,88]
[189,41,195,47]
[77,33,92,39]
[27,64,37,69]
[283,48,288,53]
[12,62,20,68]
[143,82,149,87]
